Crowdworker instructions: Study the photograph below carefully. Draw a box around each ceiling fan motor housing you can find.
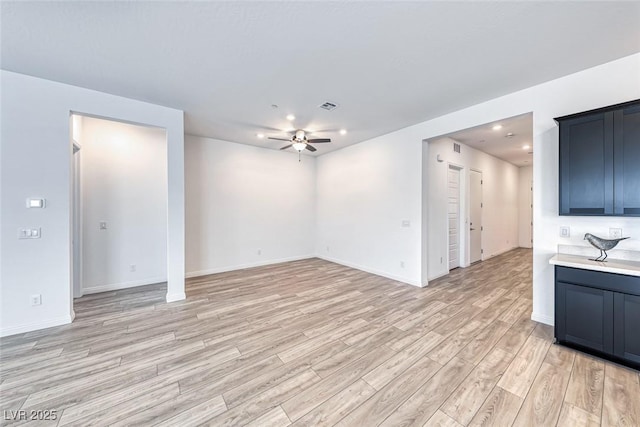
[295,130,307,141]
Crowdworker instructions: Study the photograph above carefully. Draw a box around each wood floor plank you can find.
[497,335,551,398]
[336,355,442,427]
[362,331,444,390]
[292,379,376,427]
[155,394,227,427]
[60,383,181,427]
[557,403,601,427]
[208,369,321,427]
[512,362,571,426]
[378,356,475,427]
[564,353,605,417]
[441,347,514,425]
[602,363,640,427]
[245,405,291,427]
[456,320,511,365]
[468,386,523,427]
[282,345,394,421]
[424,410,464,427]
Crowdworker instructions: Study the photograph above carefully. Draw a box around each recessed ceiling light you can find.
[339,129,347,135]
[256,133,264,139]
[523,144,530,150]
[492,124,503,131]
[286,114,295,121]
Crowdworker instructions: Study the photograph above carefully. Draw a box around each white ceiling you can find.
[439,113,534,167]
[2,2,639,156]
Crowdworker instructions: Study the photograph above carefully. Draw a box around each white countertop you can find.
[550,253,640,277]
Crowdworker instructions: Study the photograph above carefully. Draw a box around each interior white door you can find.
[470,170,483,263]
[448,167,460,270]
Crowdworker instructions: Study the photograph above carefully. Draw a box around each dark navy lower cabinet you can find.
[555,265,640,370]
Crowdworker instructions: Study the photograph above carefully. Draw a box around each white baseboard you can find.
[486,246,519,259]
[166,292,186,303]
[185,255,315,278]
[317,255,422,287]
[531,311,554,326]
[0,314,73,338]
[82,276,167,295]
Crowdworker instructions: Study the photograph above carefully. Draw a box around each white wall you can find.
[1,71,185,337]
[315,53,640,326]
[518,166,533,248]
[80,117,168,294]
[185,135,316,276]
[316,135,423,286]
[427,137,520,280]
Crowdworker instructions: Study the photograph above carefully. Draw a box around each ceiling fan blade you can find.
[305,144,317,152]
[269,137,291,141]
[308,138,331,143]
[279,144,293,150]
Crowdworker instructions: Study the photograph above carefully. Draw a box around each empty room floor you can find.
[1,248,639,426]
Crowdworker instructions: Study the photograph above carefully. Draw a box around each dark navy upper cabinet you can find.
[556,100,640,216]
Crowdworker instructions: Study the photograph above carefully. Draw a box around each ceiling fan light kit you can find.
[267,129,332,160]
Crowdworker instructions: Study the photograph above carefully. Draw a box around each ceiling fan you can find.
[268,130,331,153]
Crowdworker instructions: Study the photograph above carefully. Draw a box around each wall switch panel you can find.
[401,220,411,228]
[26,198,46,208]
[559,226,570,238]
[18,228,41,239]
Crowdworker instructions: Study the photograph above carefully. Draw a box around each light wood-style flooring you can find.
[1,248,639,426]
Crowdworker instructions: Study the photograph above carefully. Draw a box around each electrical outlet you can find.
[31,294,42,306]
[257,249,262,255]
[326,246,330,252]
[400,261,405,268]
[129,264,136,272]
[559,226,570,238]
[609,228,622,239]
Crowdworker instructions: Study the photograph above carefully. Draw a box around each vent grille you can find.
[453,143,461,153]
[319,101,339,111]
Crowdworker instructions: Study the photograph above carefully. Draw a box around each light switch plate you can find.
[401,220,411,228]
[18,228,41,239]
[559,226,570,238]
[26,198,46,208]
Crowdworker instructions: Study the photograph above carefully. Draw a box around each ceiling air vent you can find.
[453,143,461,153]
[319,101,339,111]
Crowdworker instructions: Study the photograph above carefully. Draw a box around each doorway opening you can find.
[70,114,168,313]
[424,112,533,283]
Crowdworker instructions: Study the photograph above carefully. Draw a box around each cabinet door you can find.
[613,103,640,216]
[559,112,614,215]
[614,293,640,363]
[556,281,614,353]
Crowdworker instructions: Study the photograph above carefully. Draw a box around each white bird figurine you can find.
[584,233,630,262]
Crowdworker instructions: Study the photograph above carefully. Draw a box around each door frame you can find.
[72,140,83,299]
[469,168,483,264]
